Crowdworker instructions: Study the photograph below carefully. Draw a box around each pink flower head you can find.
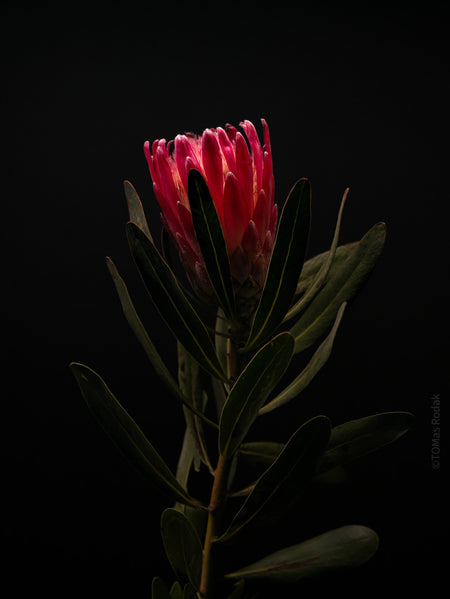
[144,119,277,307]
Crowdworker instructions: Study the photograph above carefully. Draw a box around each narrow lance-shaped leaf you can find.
[152,577,171,599]
[316,411,415,478]
[70,362,204,509]
[212,307,230,415]
[233,411,414,498]
[225,525,379,582]
[124,180,153,241]
[106,256,178,399]
[160,508,203,590]
[284,187,348,322]
[175,426,198,497]
[182,584,198,599]
[219,332,295,459]
[188,169,235,318]
[294,242,358,298]
[245,178,311,350]
[225,580,246,599]
[290,222,386,354]
[228,442,285,498]
[176,342,213,478]
[219,416,331,541]
[239,441,285,467]
[126,222,227,382]
[169,582,183,599]
[260,302,347,415]
[106,257,217,429]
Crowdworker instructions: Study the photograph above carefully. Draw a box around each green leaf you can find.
[212,307,230,415]
[225,580,246,598]
[182,583,198,599]
[106,257,178,398]
[290,222,386,354]
[219,333,295,458]
[106,257,217,429]
[260,302,347,415]
[126,222,227,382]
[124,180,153,242]
[234,412,414,498]
[229,442,285,498]
[152,577,171,599]
[160,508,203,589]
[239,441,285,467]
[70,362,203,509]
[316,411,415,478]
[245,178,311,350]
[188,169,235,318]
[170,582,183,599]
[226,525,379,582]
[219,416,331,541]
[284,188,348,321]
[295,242,358,297]
[176,342,213,479]
[175,426,197,494]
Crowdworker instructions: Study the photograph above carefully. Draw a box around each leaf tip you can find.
[69,361,89,382]
[374,221,387,233]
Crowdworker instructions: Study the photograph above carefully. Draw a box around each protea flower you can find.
[144,119,277,315]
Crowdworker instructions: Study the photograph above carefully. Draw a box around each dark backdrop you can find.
[4,1,448,597]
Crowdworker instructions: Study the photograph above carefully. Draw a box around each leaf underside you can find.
[219,332,295,458]
[290,222,386,354]
[226,525,379,582]
[70,362,203,509]
[161,508,203,589]
[126,221,227,382]
[246,178,311,350]
[219,415,331,541]
[188,169,235,318]
[260,301,347,414]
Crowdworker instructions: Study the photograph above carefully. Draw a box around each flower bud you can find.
[144,119,277,313]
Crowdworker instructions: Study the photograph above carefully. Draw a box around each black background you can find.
[3,1,448,597]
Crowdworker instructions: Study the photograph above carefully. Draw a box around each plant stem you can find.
[199,454,230,598]
[199,327,241,598]
[199,322,246,599]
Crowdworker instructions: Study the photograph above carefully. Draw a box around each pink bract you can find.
[144,119,277,306]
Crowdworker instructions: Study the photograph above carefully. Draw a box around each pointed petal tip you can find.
[143,140,151,160]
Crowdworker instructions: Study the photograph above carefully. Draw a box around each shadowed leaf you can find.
[290,222,386,354]
[170,582,183,599]
[219,416,331,541]
[106,257,217,429]
[152,577,171,599]
[106,257,178,396]
[183,584,198,599]
[316,411,415,478]
[161,508,203,589]
[284,188,348,321]
[127,222,227,382]
[188,169,235,318]
[294,242,358,298]
[70,362,203,509]
[239,441,285,467]
[225,580,247,598]
[233,411,414,497]
[260,302,346,414]
[124,180,153,241]
[219,333,295,458]
[226,525,379,582]
[245,178,311,350]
